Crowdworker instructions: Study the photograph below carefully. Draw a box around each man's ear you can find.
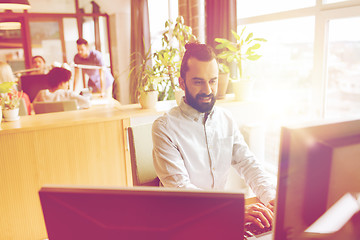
[179,77,186,91]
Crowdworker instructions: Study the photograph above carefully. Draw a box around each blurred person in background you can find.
[73,38,114,97]
[33,67,90,109]
[0,61,31,114]
[31,55,49,75]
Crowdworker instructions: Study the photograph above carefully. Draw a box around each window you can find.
[326,17,360,118]
[30,20,64,64]
[237,1,360,167]
[148,0,178,54]
[240,17,315,123]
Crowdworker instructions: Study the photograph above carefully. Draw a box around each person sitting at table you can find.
[33,66,91,109]
[31,55,49,75]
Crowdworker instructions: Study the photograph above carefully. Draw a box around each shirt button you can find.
[212,167,215,171]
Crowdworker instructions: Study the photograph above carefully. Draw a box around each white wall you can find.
[106,1,131,104]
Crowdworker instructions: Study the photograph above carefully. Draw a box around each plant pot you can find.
[2,108,20,121]
[232,80,254,101]
[216,72,230,99]
[175,89,185,105]
[139,91,158,109]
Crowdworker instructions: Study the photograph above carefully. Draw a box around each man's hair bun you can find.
[185,41,201,50]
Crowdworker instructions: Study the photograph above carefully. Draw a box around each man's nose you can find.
[201,82,212,95]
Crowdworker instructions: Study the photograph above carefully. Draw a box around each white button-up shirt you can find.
[152,99,276,205]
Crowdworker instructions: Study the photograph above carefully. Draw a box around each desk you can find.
[0,107,132,239]
[0,101,180,239]
[0,98,266,239]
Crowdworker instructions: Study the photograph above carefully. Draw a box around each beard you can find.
[184,85,216,113]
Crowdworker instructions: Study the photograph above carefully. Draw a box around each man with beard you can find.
[73,38,114,97]
[152,42,276,228]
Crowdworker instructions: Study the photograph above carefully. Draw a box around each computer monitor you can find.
[274,118,360,240]
[39,185,244,240]
[19,74,50,102]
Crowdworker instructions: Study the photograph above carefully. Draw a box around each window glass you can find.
[80,17,111,68]
[325,17,360,119]
[82,17,95,46]
[237,0,315,18]
[63,18,79,64]
[99,17,110,67]
[0,22,25,72]
[239,17,315,166]
[241,17,315,122]
[149,0,169,52]
[148,0,178,53]
[30,20,63,65]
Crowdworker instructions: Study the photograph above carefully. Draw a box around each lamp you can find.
[0,0,30,10]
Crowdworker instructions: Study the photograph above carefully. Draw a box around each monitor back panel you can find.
[39,186,245,240]
[20,74,50,102]
[274,119,360,240]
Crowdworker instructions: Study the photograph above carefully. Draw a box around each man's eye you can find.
[210,80,217,85]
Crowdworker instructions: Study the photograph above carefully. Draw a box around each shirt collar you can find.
[178,97,215,123]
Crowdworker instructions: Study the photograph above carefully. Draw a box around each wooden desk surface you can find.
[0,95,262,134]
[0,100,172,133]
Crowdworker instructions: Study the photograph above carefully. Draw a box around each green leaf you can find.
[239,26,246,38]
[226,44,237,52]
[247,55,261,61]
[249,43,261,50]
[217,52,228,59]
[0,82,15,94]
[231,30,240,41]
[253,38,267,42]
[245,32,253,42]
[214,38,228,44]
[216,43,230,50]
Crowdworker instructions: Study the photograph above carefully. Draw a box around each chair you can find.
[33,100,79,114]
[127,123,160,186]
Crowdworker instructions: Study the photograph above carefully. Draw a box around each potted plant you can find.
[153,16,196,103]
[130,46,160,109]
[215,27,267,101]
[1,89,22,121]
[216,62,230,99]
[138,70,161,109]
[0,81,19,122]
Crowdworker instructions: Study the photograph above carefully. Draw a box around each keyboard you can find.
[244,223,272,239]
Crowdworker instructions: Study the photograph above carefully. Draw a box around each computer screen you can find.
[39,185,244,240]
[19,74,49,102]
[274,118,360,240]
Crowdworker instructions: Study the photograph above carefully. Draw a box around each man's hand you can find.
[245,203,274,228]
[266,199,275,211]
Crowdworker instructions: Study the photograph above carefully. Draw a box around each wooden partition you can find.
[0,106,133,239]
